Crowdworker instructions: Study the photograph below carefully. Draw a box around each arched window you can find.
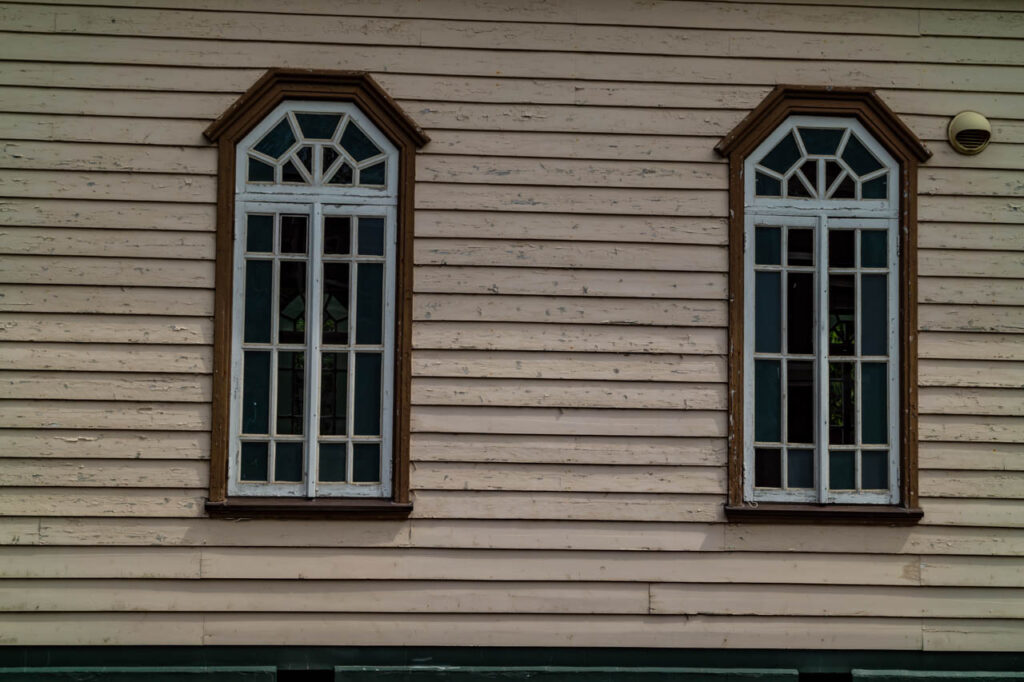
[717,87,930,522]
[204,70,428,516]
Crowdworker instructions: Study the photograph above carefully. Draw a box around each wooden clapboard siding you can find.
[1,0,1022,654]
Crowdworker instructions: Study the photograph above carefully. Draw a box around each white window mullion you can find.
[304,202,324,497]
[888,216,901,503]
[817,213,830,503]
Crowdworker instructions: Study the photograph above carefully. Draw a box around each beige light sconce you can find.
[947,111,992,155]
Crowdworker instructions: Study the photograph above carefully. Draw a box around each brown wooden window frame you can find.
[716,86,930,525]
[203,69,428,518]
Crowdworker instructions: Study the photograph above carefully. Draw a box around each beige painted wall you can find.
[0,0,1022,650]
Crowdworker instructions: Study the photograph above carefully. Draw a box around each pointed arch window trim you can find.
[203,69,428,518]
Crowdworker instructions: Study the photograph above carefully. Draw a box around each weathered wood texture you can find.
[0,0,1022,652]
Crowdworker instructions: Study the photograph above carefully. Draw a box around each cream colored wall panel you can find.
[923,619,1024,652]
[0,579,650,614]
[0,613,203,646]
[1,371,210,402]
[416,184,727,216]
[919,169,1024,198]
[920,498,1023,528]
[920,250,1024,279]
[0,285,213,316]
[920,470,1024,499]
[0,488,205,517]
[0,198,215,231]
[650,584,1023,618]
[919,278,1023,306]
[417,155,724,190]
[411,406,725,437]
[920,415,1024,443]
[920,387,1024,416]
[922,556,1024,588]
[919,305,1023,334]
[200,547,918,585]
[919,196,1024,224]
[0,170,215,203]
[921,8,1024,38]
[0,227,214,260]
[0,140,217,174]
[0,343,211,373]
[0,60,260,92]
[919,223,1024,251]
[920,360,1024,389]
[411,490,724,522]
[724,524,1024,556]
[919,442,1024,472]
[412,377,725,410]
[36,517,411,547]
[0,113,206,146]
[0,255,214,289]
[413,322,726,354]
[0,85,232,119]
[0,546,202,578]
[415,267,728,300]
[0,400,208,430]
[0,313,213,344]
[920,333,1024,361]
[923,146,1024,172]
[0,429,209,460]
[1,458,207,488]
[423,132,721,164]
[411,462,724,494]
[414,295,727,327]
[413,350,725,382]
[0,518,40,544]
[415,240,727,272]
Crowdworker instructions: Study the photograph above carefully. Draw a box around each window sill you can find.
[724,503,923,525]
[206,497,413,520]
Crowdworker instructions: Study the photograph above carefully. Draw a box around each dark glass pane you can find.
[319,352,348,436]
[754,271,781,354]
[253,117,295,159]
[353,443,381,483]
[830,174,856,199]
[324,216,351,255]
[319,443,347,482]
[787,272,814,355]
[241,351,270,434]
[280,215,308,254]
[248,157,274,182]
[322,146,340,176]
[296,145,313,174]
[281,160,304,183]
[353,352,382,436]
[829,230,855,268]
[862,450,889,489]
[328,162,353,185]
[829,362,856,445]
[278,261,306,344]
[240,442,269,481]
[788,449,814,488]
[829,450,855,489]
[861,231,887,268]
[760,131,800,175]
[295,113,340,140]
[787,173,812,198]
[360,161,386,186]
[275,351,304,435]
[842,133,883,177]
[322,263,350,345]
[755,172,781,197]
[787,228,814,266]
[829,274,855,355]
[356,263,384,346]
[755,227,781,265]
[862,362,888,445]
[358,217,386,256]
[274,442,303,482]
[246,214,273,253]
[800,160,818,195]
[825,160,843,193]
[754,359,781,443]
[243,260,272,344]
[862,274,888,356]
[787,360,814,444]
[799,128,844,156]
[862,174,887,199]
[341,121,382,162]
[755,448,782,487]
